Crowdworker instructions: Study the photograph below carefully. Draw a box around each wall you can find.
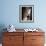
[0,0,46,29]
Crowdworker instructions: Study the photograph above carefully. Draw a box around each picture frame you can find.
[19,5,34,23]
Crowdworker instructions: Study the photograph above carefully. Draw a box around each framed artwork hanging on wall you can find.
[19,5,34,23]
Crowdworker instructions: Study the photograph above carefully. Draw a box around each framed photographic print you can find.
[19,5,34,23]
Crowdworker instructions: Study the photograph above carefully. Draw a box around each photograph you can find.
[19,5,34,23]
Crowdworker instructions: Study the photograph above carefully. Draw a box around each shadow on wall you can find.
[0,24,7,43]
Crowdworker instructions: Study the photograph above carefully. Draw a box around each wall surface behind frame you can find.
[0,0,46,29]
